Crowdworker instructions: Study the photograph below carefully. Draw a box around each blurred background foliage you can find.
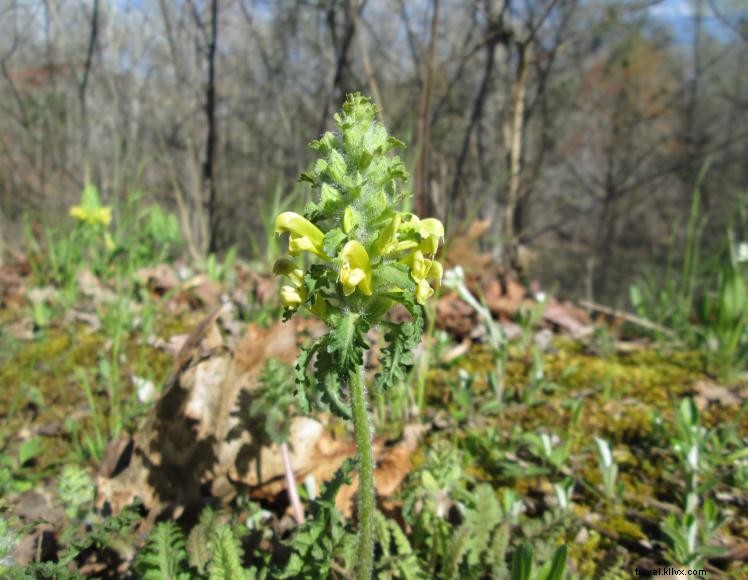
[0,0,746,306]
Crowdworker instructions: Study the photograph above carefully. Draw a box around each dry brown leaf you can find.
[692,380,741,410]
[436,291,476,338]
[542,299,592,336]
[96,312,426,526]
[483,277,525,318]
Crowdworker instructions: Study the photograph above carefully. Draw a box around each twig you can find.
[579,299,675,338]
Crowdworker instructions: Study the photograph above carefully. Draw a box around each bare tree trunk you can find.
[414,0,439,217]
[446,37,497,231]
[350,0,384,124]
[205,0,220,253]
[78,0,99,167]
[503,42,529,272]
[319,0,360,134]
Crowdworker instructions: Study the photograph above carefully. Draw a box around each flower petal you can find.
[275,212,326,256]
[280,285,306,308]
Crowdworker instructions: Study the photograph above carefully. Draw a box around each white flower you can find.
[442,266,465,290]
[737,242,748,263]
[133,375,156,403]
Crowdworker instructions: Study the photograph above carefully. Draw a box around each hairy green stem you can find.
[350,367,374,579]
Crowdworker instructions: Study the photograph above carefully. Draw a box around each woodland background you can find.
[0,0,746,304]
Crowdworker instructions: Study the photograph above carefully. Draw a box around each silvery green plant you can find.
[273,94,444,579]
[672,398,707,515]
[662,398,727,569]
[443,266,508,407]
[593,437,619,500]
[553,477,574,513]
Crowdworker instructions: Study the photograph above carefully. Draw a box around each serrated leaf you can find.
[323,228,346,258]
[328,149,348,185]
[295,342,317,414]
[374,303,423,392]
[363,123,387,154]
[384,136,406,152]
[315,348,352,420]
[327,313,369,369]
[373,263,416,293]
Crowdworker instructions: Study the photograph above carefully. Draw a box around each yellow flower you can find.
[397,214,444,255]
[403,250,444,304]
[339,240,373,296]
[374,213,402,255]
[415,279,434,304]
[415,217,443,255]
[273,257,308,310]
[275,212,328,259]
[273,257,305,287]
[69,205,112,227]
[280,285,307,309]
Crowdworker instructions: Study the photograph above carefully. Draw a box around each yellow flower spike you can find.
[280,285,307,309]
[415,279,434,304]
[96,207,113,226]
[69,206,87,221]
[272,257,305,288]
[69,205,112,226]
[339,240,373,296]
[275,212,328,259]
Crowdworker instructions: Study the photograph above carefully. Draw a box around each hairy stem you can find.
[350,367,374,579]
[280,442,305,525]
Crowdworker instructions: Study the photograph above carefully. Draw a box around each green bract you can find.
[273,93,445,579]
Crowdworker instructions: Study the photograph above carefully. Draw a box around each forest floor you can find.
[0,238,746,579]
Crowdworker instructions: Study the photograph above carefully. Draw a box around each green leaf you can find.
[135,521,190,580]
[18,438,43,467]
[536,544,568,580]
[373,263,416,293]
[511,543,534,580]
[323,228,347,258]
[208,525,245,580]
[295,342,317,414]
[327,313,369,370]
[315,348,352,420]
[374,301,423,392]
[328,149,348,185]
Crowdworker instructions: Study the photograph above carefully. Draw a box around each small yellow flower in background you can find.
[69,204,112,226]
[69,184,113,227]
[275,212,328,259]
[339,240,372,296]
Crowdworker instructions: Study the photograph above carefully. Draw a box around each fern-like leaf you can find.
[207,524,245,580]
[187,507,218,574]
[135,521,190,580]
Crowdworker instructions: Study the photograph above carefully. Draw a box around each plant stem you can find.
[350,367,374,580]
[280,442,305,524]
